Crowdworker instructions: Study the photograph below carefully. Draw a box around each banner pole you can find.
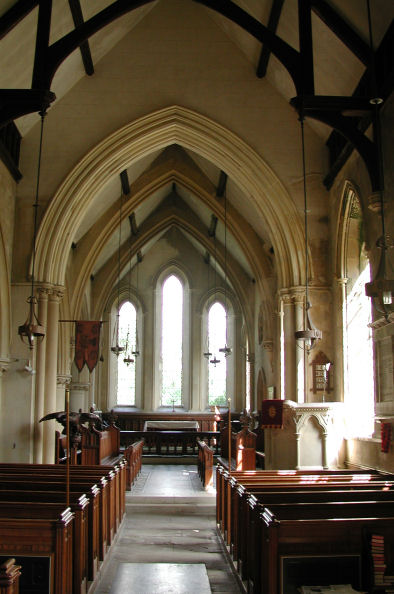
[65,387,70,509]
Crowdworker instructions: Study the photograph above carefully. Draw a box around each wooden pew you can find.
[0,483,98,586]
[216,465,394,593]
[0,469,110,563]
[255,503,394,593]
[0,559,21,594]
[123,439,144,489]
[0,462,125,548]
[197,439,213,488]
[0,462,127,578]
[0,502,73,594]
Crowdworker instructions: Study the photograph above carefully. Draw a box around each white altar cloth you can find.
[143,420,200,431]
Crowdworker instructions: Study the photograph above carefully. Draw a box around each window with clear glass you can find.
[208,301,227,406]
[117,301,136,405]
[161,275,183,406]
[343,194,374,437]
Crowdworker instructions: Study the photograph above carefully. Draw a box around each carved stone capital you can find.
[48,286,66,302]
[334,276,348,286]
[0,358,12,377]
[57,374,72,386]
[368,191,385,213]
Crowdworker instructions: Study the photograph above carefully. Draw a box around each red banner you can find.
[261,399,284,429]
[74,321,102,373]
[381,422,391,453]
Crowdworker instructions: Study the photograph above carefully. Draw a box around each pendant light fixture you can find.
[111,193,125,357]
[364,0,394,318]
[203,251,212,360]
[210,231,221,366]
[132,251,142,358]
[294,114,322,351]
[123,235,134,366]
[219,193,232,358]
[18,111,46,349]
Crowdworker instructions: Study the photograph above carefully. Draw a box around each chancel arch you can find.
[34,106,305,295]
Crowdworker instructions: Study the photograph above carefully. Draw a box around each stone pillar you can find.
[280,292,296,401]
[280,289,306,402]
[69,381,90,412]
[33,286,49,463]
[295,432,301,469]
[294,292,306,403]
[42,288,64,464]
[321,432,329,469]
[247,353,255,411]
[334,277,347,402]
[56,374,72,410]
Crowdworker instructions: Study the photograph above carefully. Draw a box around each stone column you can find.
[295,432,301,469]
[293,291,306,403]
[69,381,90,412]
[334,277,347,402]
[33,286,49,463]
[42,288,64,463]
[280,289,306,402]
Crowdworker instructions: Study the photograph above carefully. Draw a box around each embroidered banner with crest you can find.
[74,321,102,373]
[261,398,284,429]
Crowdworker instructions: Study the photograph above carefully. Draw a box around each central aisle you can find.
[94,464,242,593]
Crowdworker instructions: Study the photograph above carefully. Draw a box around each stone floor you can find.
[92,464,242,593]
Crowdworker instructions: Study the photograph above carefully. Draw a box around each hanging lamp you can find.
[364,0,394,318]
[123,235,134,365]
[219,193,232,358]
[111,193,125,357]
[203,251,213,360]
[18,111,46,349]
[209,231,221,366]
[132,251,142,358]
[294,115,322,351]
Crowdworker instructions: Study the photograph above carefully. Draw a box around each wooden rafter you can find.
[68,0,94,76]
[257,0,284,79]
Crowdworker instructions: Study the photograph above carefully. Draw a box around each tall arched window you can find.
[117,301,137,405]
[208,302,227,406]
[343,192,374,437]
[161,275,183,406]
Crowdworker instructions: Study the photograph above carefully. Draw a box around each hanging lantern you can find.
[18,112,47,349]
[294,115,322,351]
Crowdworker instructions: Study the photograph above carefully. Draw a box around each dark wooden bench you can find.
[215,465,394,593]
[197,439,213,488]
[0,501,73,594]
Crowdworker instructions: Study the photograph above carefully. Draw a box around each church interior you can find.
[0,0,394,592]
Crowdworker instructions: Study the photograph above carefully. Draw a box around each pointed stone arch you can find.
[35,106,305,292]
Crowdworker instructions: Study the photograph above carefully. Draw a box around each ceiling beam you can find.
[0,0,39,40]
[208,215,218,238]
[311,0,371,66]
[68,0,94,76]
[323,20,394,189]
[216,170,228,197]
[129,212,138,236]
[256,0,284,78]
[120,169,130,195]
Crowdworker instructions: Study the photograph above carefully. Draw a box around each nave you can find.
[94,464,241,593]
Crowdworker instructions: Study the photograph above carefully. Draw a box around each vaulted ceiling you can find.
[1,1,393,313]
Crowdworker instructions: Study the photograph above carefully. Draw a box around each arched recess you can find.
[34,106,305,293]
